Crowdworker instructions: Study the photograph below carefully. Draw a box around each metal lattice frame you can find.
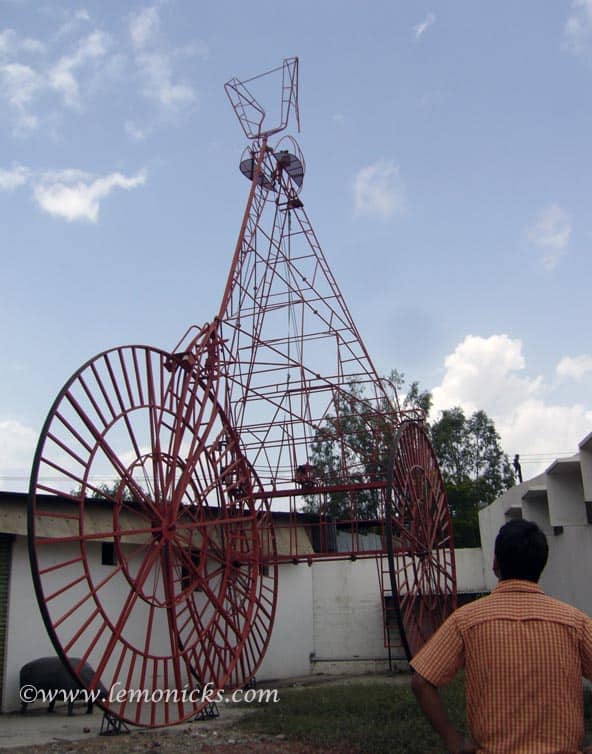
[28,57,456,728]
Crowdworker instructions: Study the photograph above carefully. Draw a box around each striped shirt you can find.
[410,580,592,754]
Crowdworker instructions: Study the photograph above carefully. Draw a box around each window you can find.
[101,542,116,566]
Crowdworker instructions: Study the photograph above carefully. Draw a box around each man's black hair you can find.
[494,519,548,582]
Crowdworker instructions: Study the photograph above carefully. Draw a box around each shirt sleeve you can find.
[580,614,592,681]
[409,612,465,687]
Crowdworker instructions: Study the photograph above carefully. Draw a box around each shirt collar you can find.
[493,579,543,595]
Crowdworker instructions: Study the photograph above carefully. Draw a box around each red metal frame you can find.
[28,57,456,727]
[28,341,277,726]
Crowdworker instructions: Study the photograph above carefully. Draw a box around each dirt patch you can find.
[1,728,358,754]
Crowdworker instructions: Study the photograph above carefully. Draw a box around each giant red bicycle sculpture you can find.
[28,58,456,727]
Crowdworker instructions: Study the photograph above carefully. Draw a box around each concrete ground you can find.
[0,707,105,749]
[0,701,249,749]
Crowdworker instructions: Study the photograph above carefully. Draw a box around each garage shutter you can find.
[0,534,13,712]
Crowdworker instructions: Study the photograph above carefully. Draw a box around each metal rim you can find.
[28,344,277,727]
[385,420,456,659]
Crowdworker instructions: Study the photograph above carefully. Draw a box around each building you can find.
[0,490,485,714]
[5,423,590,718]
[479,431,592,613]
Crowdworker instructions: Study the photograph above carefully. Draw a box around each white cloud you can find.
[33,169,147,222]
[130,6,160,50]
[0,164,146,219]
[124,120,147,140]
[128,6,197,111]
[48,30,109,108]
[137,51,196,107]
[40,167,90,183]
[0,28,45,57]
[432,335,541,418]
[0,164,28,190]
[0,419,38,491]
[563,0,592,56]
[0,61,41,132]
[54,9,92,40]
[557,354,592,381]
[20,37,45,54]
[496,400,591,474]
[414,12,436,39]
[0,29,14,57]
[431,334,592,477]
[525,204,571,270]
[353,160,406,219]
[1,10,199,136]
[0,26,109,131]
[0,62,40,108]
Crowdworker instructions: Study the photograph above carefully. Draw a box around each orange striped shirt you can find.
[410,580,592,754]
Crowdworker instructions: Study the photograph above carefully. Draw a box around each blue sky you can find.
[1,0,591,490]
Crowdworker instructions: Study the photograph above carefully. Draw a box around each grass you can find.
[236,676,467,754]
[237,677,592,754]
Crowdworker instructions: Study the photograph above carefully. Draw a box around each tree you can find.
[303,380,395,519]
[303,371,428,520]
[303,373,515,549]
[388,369,433,418]
[71,481,137,501]
[431,407,515,547]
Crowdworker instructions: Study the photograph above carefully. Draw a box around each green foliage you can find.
[431,408,515,547]
[303,372,426,520]
[71,482,136,501]
[304,370,515,548]
[445,481,483,549]
[431,408,514,497]
[303,380,394,519]
[388,369,433,417]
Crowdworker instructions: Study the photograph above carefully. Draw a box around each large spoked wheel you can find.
[385,420,456,659]
[28,343,277,727]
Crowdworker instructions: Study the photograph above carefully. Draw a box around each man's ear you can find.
[493,556,500,578]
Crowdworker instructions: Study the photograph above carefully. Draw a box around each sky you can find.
[1,0,591,491]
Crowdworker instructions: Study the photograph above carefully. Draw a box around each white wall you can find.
[4,534,488,709]
[4,536,175,713]
[4,537,55,711]
[310,558,392,673]
[249,557,404,679]
[455,548,487,593]
[539,525,592,613]
[579,435,592,500]
[547,464,586,527]
[478,474,548,592]
[478,452,592,615]
[257,563,314,680]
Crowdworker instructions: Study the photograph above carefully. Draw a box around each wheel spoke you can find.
[29,343,279,728]
[386,421,456,658]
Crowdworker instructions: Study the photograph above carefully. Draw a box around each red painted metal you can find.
[384,421,456,660]
[28,57,456,727]
[28,341,277,726]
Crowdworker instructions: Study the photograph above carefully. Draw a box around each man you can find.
[410,519,592,754]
